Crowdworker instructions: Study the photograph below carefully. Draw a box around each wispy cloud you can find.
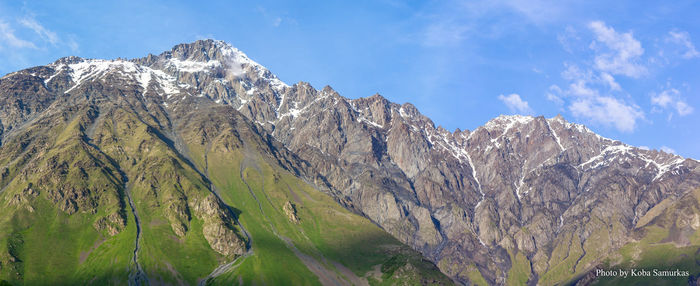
[421,20,471,47]
[65,35,80,53]
[416,0,573,48]
[0,13,80,75]
[599,72,621,91]
[545,85,564,106]
[256,6,294,28]
[19,16,59,45]
[665,30,699,59]
[557,25,581,54]
[569,96,643,132]
[0,20,37,49]
[498,0,568,24]
[0,15,75,52]
[498,93,534,114]
[273,17,282,27]
[561,64,622,94]
[545,21,655,132]
[421,19,471,47]
[588,21,646,78]
[553,66,644,132]
[651,88,694,117]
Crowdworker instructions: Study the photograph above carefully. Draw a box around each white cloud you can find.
[66,35,80,53]
[660,146,676,154]
[651,88,694,116]
[415,0,571,48]
[651,89,674,107]
[545,85,564,106]
[256,6,294,28]
[561,63,588,81]
[666,30,699,59]
[0,16,75,54]
[568,80,598,97]
[675,101,693,116]
[557,26,581,54]
[19,17,58,45]
[0,20,37,49]
[550,40,646,132]
[546,94,563,106]
[498,0,568,24]
[273,17,282,27]
[600,72,621,91]
[588,21,646,78]
[561,64,621,93]
[569,96,643,133]
[498,93,534,114]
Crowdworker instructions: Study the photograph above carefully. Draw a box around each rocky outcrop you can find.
[283,201,300,223]
[194,194,246,256]
[93,212,127,236]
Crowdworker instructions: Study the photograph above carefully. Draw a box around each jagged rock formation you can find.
[1,39,699,285]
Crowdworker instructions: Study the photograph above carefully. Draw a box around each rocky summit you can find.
[1,39,700,285]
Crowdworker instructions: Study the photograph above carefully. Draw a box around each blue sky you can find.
[1,0,699,158]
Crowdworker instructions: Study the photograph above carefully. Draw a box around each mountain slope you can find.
[0,52,450,285]
[127,40,700,285]
[2,39,700,285]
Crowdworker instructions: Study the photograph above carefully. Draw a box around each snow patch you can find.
[484,115,534,132]
[515,159,528,199]
[546,119,565,151]
[358,117,384,128]
[44,64,65,85]
[64,59,181,97]
[466,149,485,203]
[578,144,686,182]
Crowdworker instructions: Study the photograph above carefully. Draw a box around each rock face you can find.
[2,39,700,285]
[283,201,300,223]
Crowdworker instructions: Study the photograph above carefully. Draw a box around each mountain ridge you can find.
[0,39,452,285]
[2,39,700,285]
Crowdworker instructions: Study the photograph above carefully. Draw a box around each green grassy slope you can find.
[177,102,452,285]
[0,98,246,285]
[0,93,451,285]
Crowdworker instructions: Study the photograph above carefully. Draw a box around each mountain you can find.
[0,43,450,285]
[1,39,700,285]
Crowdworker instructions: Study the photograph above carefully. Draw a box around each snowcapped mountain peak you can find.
[43,57,181,97]
[212,40,263,69]
[483,114,535,133]
[164,40,255,71]
[158,39,288,90]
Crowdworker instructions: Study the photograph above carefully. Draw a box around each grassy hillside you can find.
[178,102,452,285]
[0,94,451,285]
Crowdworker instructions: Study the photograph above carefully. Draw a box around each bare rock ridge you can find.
[2,39,700,285]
